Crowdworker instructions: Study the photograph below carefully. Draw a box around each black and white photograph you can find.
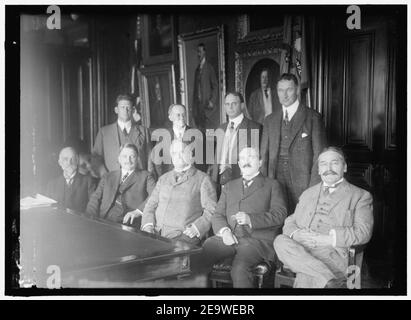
[4,2,407,299]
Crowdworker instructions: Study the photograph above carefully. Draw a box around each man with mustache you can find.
[140,139,217,244]
[200,147,287,288]
[274,147,374,288]
[46,147,96,212]
[87,143,155,226]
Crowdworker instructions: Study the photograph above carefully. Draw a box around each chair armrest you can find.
[348,244,366,266]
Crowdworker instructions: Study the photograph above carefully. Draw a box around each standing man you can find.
[260,73,327,213]
[152,104,193,178]
[92,94,152,178]
[274,147,373,288]
[46,147,96,212]
[141,140,217,245]
[87,143,155,226]
[209,92,262,192]
[200,147,287,288]
[248,68,281,124]
[192,43,219,130]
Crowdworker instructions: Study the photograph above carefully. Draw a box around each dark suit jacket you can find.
[260,104,327,199]
[46,172,96,212]
[192,61,219,129]
[248,87,280,125]
[212,173,287,260]
[92,122,152,175]
[86,169,156,223]
[210,116,262,184]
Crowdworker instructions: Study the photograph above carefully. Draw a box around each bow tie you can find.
[323,181,343,195]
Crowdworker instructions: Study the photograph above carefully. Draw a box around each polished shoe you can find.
[325,277,347,289]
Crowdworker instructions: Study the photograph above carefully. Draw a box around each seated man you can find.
[200,147,287,288]
[86,143,156,226]
[138,139,217,245]
[46,147,96,212]
[274,147,374,288]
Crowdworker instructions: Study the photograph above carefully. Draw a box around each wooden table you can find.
[19,206,202,288]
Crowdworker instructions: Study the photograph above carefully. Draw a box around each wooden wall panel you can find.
[344,33,374,150]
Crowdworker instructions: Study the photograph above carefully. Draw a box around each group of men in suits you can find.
[45,72,373,288]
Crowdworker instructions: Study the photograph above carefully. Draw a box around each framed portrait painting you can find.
[138,64,177,129]
[178,26,226,130]
[141,14,176,65]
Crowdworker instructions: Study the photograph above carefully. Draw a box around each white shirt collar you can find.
[323,178,345,191]
[242,171,260,181]
[199,57,206,68]
[174,164,192,173]
[121,169,134,179]
[262,87,271,94]
[227,113,244,130]
[63,170,76,182]
[173,125,186,138]
[117,120,132,133]
[282,99,299,121]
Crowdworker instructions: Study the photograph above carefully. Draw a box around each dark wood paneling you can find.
[344,33,373,150]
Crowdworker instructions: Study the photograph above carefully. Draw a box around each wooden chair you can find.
[274,245,366,288]
[209,258,272,288]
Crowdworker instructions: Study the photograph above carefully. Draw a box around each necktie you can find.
[243,179,253,189]
[175,171,185,183]
[120,172,130,185]
[264,89,268,99]
[123,127,128,137]
[284,109,289,125]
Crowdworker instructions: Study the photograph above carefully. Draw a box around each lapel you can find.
[56,175,67,202]
[269,109,283,155]
[171,166,196,186]
[119,170,138,193]
[258,90,264,114]
[69,172,81,192]
[107,170,121,198]
[108,123,121,149]
[129,124,144,148]
[241,173,265,200]
[288,104,307,147]
[327,180,352,213]
[215,122,229,163]
[304,183,322,227]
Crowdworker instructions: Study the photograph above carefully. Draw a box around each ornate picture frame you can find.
[178,26,226,128]
[141,14,176,66]
[138,64,177,128]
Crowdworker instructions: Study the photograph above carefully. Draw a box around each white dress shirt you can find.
[262,87,273,117]
[117,120,132,135]
[282,99,299,121]
[173,125,186,140]
[219,113,244,167]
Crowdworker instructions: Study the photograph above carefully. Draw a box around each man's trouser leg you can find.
[274,234,336,288]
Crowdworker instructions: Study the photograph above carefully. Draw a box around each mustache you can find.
[241,163,252,168]
[322,170,338,176]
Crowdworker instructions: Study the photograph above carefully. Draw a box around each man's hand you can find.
[304,233,334,248]
[122,209,143,225]
[292,229,318,248]
[142,224,155,234]
[293,229,333,248]
[183,224,199,239]
[207,100,214,110]
[221,229,238,246]
[233,212,251,227]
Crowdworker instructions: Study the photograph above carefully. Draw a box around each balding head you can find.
[58,147,79,176]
